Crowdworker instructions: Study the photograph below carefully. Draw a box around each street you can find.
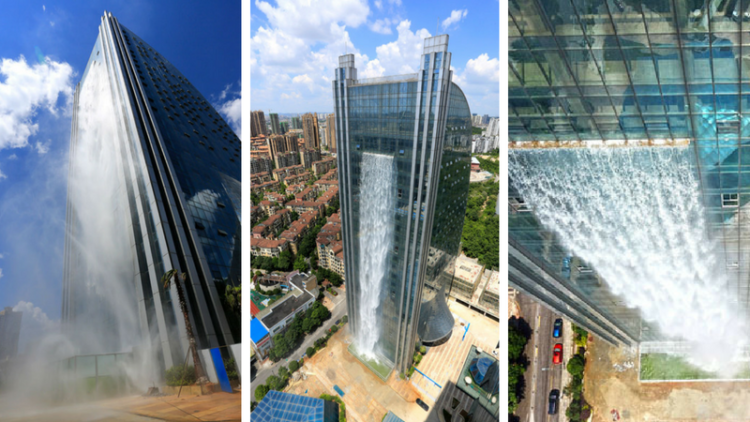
[252,294,347,400]
[516,292,564,422]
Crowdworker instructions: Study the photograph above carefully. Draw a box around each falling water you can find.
[509,147,747,372]
[356,152,395,358]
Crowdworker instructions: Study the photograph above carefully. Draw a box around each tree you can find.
[255,384,270,402]
[331,325,339,333]
[290,211,299,221]
[508,326,527,361]
[277,249,293,271]
[306,347,315,357]
[161,269,205,382]
[294,255,308,272]
[267,375,282,391]
[279,365,289,380]
[225,285,241,315]
[567,353,585,378]
[302,318,314,333]
[341,315,348,324]
[289,360,299,372]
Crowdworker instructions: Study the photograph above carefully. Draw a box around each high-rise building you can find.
[507,0,750,346]
[275,151,301,169]
[267,134,287,160]
[62,12,241,370]
[334,34,472,374]
[302,112,320,150]
[481,114,489,125]
[300,149,322,169]
[280,121,288,134]
[284,133,299,153]
[326,113,336,153]
[291,116,301,130]
[251,110,267,137]
[0,307,22,360]
[251,156,274,175]
[269,112,281,135]
[319,119,328,148]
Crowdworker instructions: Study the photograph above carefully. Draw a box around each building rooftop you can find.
[454,256,483,285]
[257,282,314,329]
[252,390,338,422]
[250,317,269,344]
[456,345,499,418]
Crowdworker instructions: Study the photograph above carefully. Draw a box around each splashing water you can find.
[509,147,748,372]
[356,152,395,358]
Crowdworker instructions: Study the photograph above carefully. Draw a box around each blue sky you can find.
[0,1,240,350]
[250,0,500,116]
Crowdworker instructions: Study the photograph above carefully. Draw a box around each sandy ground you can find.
[586,340,750,421]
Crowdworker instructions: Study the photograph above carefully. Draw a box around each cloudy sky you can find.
[0,0,240,352]
[250,0,500,116]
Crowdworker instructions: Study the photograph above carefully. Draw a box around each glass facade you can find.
[62,13,240,371]
[334,35,472,373]
[509,0,750,344]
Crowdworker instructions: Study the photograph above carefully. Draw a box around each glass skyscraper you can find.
[62,12,240,371]
[509,0,750,344]
[334,35,472,373]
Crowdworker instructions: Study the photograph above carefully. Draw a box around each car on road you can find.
[552,343,563,364]
[548,389,559,414]
[416,398,429,411]
[553,318,563,338]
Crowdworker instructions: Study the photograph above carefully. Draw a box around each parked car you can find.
[552,343,563,364]
[416,398,429,411]
[553,318,563,338]
[548,389,559,414]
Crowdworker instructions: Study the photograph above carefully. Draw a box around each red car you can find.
[552,343,563,364]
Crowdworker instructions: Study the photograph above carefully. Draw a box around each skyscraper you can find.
[284,133,299,153]
[334,34,471,374]
[508,0,750,346]
[291,116,301,130]
[267,134,287,160]
[269,112,281,135]
[326,112,336,153]
[62,12,241,371]
[302,112,320,150]
[251,110,267,137]
[0,307,22,360]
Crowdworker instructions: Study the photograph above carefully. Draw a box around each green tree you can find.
[294,255,308,272]
[290,211,299,221]
[255,384,270,401]
[267,375,282,391]
[567,353,585,378]
[277,249,293,271]
[289,360,299,372]
[279,365,289,380]
[508,326,527,361]
[306,346,315,357]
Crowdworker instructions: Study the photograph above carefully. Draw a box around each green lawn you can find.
[639,353,750,380]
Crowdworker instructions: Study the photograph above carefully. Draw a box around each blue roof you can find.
[251,318,269,344]
[252,390,337,422]
[383,411,405,422]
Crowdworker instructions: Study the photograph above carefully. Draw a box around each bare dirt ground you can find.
[585,339,750,421]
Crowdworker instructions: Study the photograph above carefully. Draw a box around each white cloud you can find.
[35,140,50,154]
[12,300,60,352]
[281,92,301,100]
[213,82,241,136]
[369,18,392,34]
[360,58,386,78]
[0,268,3,279]
[0,253,4,258]
[374,0,383,9]
[374,20,431,74]
[0,55,74,151]
[452,53,500,115]
[255,0,369,42]
[7,154,17,160]
[292,74,313,85]
[42,5,45,11]
[0,169,5,181]
[50,21,55,27]
[441,9,468,30]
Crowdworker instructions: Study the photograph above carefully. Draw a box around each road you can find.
[252,294,347,400]
[516,292,564,422]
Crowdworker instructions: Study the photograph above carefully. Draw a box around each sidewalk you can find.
[101,392,241,422]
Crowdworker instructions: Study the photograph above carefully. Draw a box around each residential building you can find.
[301,149,322,169]
[279,121,288,134]
[252,110,267,137]
[272,164,304,182]
[311,157,336,176]
[269,112,281,134]
[253,274,315,337]
[274,151,300,169]
[267,134,287,160]
[294,186,316,202]
[0,307,22,360]
[284,133,299,153]
[319,119,328,148]
[251,156,273,175]
[291,116,301,130]
[316,186,338,208]
[250,237,289,257]
[285,199,324,214]
[302,112,320,150]
[326,113,336,153]
[448,256,483,301]
[334,34,471,373]
[62,12,240,368]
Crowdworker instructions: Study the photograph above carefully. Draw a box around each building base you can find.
[347,343,392,381]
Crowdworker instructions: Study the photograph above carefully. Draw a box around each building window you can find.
[509,197,532,213]
[722,193,740,208]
